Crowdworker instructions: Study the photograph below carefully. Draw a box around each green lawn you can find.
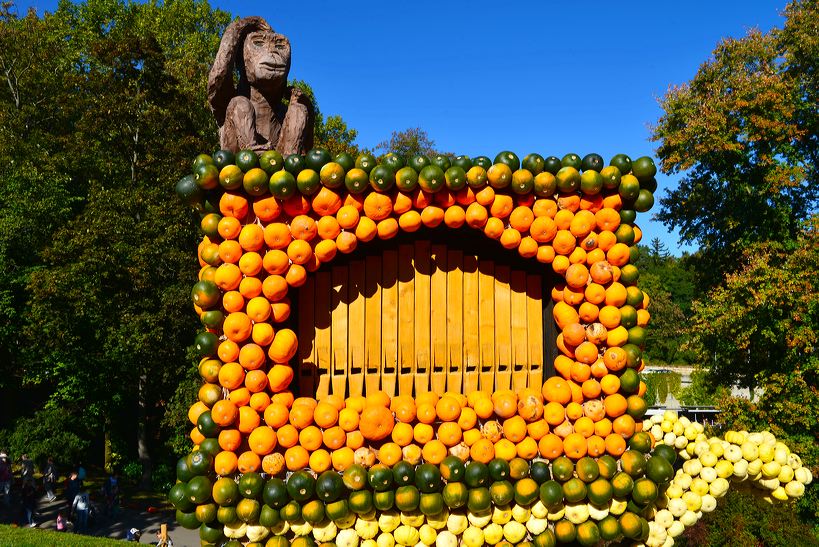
[0,525,126,546]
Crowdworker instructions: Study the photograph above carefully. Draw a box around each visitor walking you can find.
[102,471,120,516]
[71,488,91,532]
[76,461,86,482]
[21,482,37,527]
[56,512,66,532]
[20,453,34,488]
[65,471,81,506]
[42,457,57,502]
[0,451,11,504]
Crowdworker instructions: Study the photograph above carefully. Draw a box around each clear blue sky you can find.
[20,0,788,255]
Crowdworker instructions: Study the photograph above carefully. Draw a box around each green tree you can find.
[690,232,818,392]
[677,370,729,406]
[0,0,362,487]
[289,79,360,155]
[651,0,818,286]
[0,0,231,487]
[316,114,360,156]
[633,242,696,363]
[684,230,819,524]
[376,127,447,159]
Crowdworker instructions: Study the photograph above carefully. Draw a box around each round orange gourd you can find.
[359,405,394,441]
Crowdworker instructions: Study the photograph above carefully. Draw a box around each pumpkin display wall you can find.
[174,149,811,547]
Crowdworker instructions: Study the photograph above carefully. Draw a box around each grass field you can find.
[0,525,127,546]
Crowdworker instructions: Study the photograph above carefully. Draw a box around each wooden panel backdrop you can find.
[298,239,550,398]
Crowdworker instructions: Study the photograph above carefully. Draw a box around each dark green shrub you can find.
[679,489,819,546]
[0,408,91,467]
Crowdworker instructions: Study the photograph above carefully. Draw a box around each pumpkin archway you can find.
[203,177,645,400]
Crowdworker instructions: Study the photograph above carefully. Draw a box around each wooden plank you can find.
[494,265,512,390]
[478,261,495,392]
[381,250,399,396]
[331,266,348,397]
[364,255,382,395]
[527,274,545,388]
[447,250,464,393]
[462,255,480,393]
[430,245,448,394]
[414,240,432,395]
[298,276,316,396]
[543,298,558,379]
[398,244,415,396]
[510,270,528,391]
[314,271,332,398]
[347,260,366,397]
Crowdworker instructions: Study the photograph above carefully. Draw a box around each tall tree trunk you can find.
[137,372,152,490]
[104,424,113,473]
[131,126,138,185]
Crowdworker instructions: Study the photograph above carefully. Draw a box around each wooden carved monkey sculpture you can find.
[208,16,314,154]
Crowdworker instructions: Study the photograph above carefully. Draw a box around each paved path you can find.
[1,488,200,546]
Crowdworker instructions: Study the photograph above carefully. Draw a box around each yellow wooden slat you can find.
[314,271,332,399]
[447,250,464,393]
[331,266,348,397]
[494,265,512,390]
[398,244,416,396]
[347,260,366,397]
[462,255,480,393]
[510,270,528,391]
[364,255,382,395]
[478,260,495,392]
[414,240,432,395]
[430,245,448,394]
[381,250,399,396]
[298,276,316,395]
[527,274,544,388]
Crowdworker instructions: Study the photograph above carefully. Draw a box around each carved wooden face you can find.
[242,30,291,88]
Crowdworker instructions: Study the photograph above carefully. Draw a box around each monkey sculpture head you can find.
[239,27,291,94]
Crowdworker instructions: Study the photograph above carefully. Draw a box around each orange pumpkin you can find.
[359,405,395,441]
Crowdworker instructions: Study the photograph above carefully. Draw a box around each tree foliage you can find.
[689,231,819,524]
[0,0,363,484]
[679,488,819,547]
[0,0,232,481]
[690,231,818,391]
[375,127,446,159]
[0,408,92,468]
[652,0,819,285]
[641,371,682,406]
[289,79,359,155]
[657,4,819,526]
[634,240,696,364]
[678,370,729,406]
